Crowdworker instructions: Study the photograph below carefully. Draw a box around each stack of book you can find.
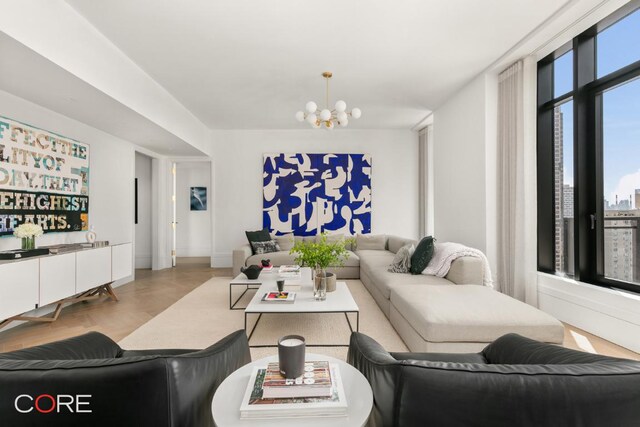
[261,291,296,303]
[278,265,302,290]
[278,265,301,278]
[239,361,348,419]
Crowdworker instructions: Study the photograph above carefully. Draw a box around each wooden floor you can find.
[1,263,638,360]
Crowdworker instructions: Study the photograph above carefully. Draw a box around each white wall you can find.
[0,90,135,255]
[135,152,152,268]
[209,129,419,267]
[432,74,498,275]
[176,161,211,257]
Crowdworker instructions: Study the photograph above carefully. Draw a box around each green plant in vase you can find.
[290,233,354,299]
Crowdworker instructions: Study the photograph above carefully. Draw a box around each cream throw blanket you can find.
[422,242,494,288]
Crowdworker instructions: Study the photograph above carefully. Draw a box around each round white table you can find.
[212,353,373,427]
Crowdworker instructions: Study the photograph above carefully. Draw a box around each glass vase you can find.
[314,268,327,301]
[21,236,35,250]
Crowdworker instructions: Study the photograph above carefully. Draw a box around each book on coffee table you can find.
[261,291,296,303]
[262,361,332,399]
[239,363,347,419]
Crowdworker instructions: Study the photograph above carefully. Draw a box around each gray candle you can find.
[278,335,305,379]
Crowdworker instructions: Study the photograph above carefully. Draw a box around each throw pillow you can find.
[272,233,295,252]
[355,234,387,250]
[251,239,280,255]
[245,228,271,254]
[388,244,415,273]
[410,236,435,275]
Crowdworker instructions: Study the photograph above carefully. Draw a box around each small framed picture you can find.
[190,187,207,211]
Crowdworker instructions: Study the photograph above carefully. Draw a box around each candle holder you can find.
[277,335,305,379]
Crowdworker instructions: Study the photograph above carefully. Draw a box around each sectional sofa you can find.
[233,234,564,352]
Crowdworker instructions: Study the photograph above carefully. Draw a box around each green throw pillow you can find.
[410,236,435,275]
[245,228,271,254]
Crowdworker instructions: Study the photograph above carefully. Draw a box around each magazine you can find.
[262,361,332,399]
[261,291,296,303]
[239,363,348,419]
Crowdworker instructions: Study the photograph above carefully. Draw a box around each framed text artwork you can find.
[263,153,371,236]
[0,116,90,236]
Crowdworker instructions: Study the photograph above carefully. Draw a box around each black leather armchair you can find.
[0,330,251,426]
[348,332,640,427]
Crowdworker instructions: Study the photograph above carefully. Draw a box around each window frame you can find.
[537,1,640,294]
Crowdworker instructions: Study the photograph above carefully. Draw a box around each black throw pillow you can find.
[245,228,271,254]
[410,236,435,275]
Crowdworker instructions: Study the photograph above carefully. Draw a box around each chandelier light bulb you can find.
[296,72,360,129]
[306,113,317,124]
[320,109,332,121]
[305,101,317,113]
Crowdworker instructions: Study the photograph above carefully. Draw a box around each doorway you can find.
[172,161,212,268]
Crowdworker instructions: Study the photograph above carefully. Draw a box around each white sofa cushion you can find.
[390,285,565,344]
[356,234,387,250]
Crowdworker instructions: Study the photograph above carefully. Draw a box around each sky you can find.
[554,8,640,206]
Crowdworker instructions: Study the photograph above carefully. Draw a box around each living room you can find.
[1,1,639,426]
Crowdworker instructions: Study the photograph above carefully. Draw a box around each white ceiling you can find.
[65,0,569,130]
[0,33,205,156]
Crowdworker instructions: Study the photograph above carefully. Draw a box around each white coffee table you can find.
[211,353,373,427]
[244,275,360,348]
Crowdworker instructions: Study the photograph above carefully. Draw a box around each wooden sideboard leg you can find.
[105,283,119,302]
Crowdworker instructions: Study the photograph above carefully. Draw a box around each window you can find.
[537,2,640,294]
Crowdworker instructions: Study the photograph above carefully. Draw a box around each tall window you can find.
[537,3,640,294]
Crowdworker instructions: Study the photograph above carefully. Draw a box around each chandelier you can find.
[295,72,361,130]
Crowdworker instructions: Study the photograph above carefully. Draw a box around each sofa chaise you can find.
[233,234,564,352]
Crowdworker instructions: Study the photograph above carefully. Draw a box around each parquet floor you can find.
[0,262,638,360]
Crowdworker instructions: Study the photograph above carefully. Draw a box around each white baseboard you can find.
[538,273,640,353]
[212,252,232,268]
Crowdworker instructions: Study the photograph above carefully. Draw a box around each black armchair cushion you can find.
[348,331,640,427]
[0,330,251,427]
[0,331,122,360]
[482,332,625,365]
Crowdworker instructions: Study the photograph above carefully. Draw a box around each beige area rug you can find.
[118,277,408,360]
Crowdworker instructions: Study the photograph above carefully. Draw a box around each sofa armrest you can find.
[445,256,483,285]
[232,244,253,276]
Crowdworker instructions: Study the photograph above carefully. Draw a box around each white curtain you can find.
[418,128,428,238]
[497,61,525,299]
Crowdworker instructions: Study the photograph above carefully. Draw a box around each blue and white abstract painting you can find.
[263,153,372,236]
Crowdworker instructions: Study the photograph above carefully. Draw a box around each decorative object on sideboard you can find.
[0,116,90,237]
[241,264,263,280]
[295,72,361,130]
[290,233,353,299]
[86,225,97,243]
[13,223,43,250]
[263,153,372,236]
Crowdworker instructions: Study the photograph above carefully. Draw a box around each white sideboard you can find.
[0,243,132,322]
